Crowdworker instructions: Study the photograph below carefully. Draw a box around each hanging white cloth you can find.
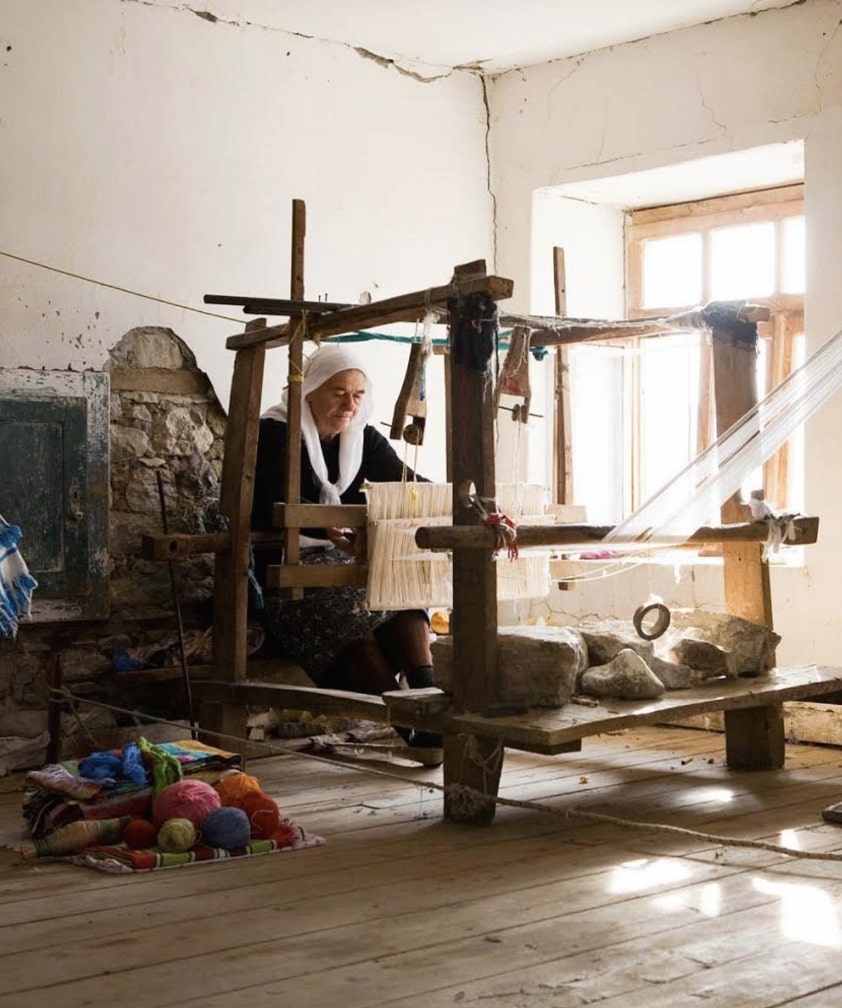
[262,344,375,505]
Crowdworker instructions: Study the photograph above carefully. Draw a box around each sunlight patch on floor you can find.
[754,876,842,947]
[608,857,692,894]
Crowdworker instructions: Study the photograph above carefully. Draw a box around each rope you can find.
[46,686,842,866]
[469,494,519,560]
[0,249,246,325]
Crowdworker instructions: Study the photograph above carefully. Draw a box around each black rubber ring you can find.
[633,602,671,641]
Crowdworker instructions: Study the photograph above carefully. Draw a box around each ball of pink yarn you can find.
[152,779,221,829]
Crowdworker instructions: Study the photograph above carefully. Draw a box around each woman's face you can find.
[306,368,366,439]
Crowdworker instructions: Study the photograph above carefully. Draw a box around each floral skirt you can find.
[262,546,396,684]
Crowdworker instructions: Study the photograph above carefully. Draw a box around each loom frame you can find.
[140,200,839,824]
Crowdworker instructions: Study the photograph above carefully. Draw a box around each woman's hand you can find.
[326,526,358,555]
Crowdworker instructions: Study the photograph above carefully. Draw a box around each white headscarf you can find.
[262,344,374,505]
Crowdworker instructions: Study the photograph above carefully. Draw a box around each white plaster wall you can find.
[0,0,491,482]
[488,0,842,665]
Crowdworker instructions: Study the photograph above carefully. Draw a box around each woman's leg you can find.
[322,637,400,695]
[374,610,435,687]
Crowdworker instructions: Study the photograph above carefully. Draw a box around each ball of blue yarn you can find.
[201,806,251,850]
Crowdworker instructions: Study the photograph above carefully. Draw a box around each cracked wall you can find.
[0,0,490,441]
[487,0,842,667]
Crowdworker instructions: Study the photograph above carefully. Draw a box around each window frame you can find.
[623,184,805,514]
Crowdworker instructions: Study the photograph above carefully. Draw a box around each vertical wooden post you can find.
[443,285,504,823]
[711,328,774,632]
[206,326,266,749]
[46,652,64,764]
[553,247,573,505]
[712,323,782,770]
[283,199,307,598]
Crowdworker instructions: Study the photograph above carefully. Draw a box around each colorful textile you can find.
[0,515,37,638]
[137,737,183,793]
[23,739,243,839]
[24,765,104,801]
[67,818,323,874]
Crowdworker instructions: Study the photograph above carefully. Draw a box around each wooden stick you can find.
[414,515,819,551]
[283,199,307,600]
[144,511,818,559]
[204,294,349,314]
[265,563,369,590]
[212,332,266,686]
[390,342,426,440]
[46,652,64,764]
[225,269,514,350]
[552,247,573,505]
[712,323,774,632]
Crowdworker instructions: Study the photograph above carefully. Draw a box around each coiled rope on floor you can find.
[45,686,842,867]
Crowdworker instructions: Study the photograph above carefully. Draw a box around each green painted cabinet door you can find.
[0,371,109,621]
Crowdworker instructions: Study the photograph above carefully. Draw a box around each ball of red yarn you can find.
[239,790,281,840]
[152,779,221,829]
[122,817,159,850]
[214,771,262,808]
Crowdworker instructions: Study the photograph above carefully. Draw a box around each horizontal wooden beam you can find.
[140,529,287,561]
[225,269,514,351]
[191,681,403,724]
[265,563,369,589]
[415,515,819,551]
[143,514,817,563]
[204,294,350,315]
[505,303,771,348]
[439,664,842,753]
[272,503,368,529]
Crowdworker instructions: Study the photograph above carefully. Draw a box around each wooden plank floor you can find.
[3,724,842,1007]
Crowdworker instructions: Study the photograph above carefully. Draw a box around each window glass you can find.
[710,222,775,299]
[642,234,702,308]
[639,332,701,503]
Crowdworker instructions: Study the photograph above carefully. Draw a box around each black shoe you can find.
[391,728,443,766]
[402,730,443,767]
[407,730,442,748]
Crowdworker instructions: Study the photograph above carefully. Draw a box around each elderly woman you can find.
[251,344,440,751]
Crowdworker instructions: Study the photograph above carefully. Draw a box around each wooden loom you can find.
[142,200,842,824]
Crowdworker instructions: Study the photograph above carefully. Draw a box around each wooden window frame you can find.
[625,184,804,512]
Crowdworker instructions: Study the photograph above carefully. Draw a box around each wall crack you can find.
[353,47,453,83]
[481,76,498,273]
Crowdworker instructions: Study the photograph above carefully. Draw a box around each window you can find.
[576,185,805,523]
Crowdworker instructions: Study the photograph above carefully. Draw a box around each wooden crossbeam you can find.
[264,563,368,590]
[225,269,514,351]
[141,514,818,561]
[414,515,819,551]
[204,294,350,315]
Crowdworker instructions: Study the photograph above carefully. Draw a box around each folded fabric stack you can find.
[21,738,324,873]
[23,738,243,839]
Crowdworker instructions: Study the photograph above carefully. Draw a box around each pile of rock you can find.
[430,611,781,706]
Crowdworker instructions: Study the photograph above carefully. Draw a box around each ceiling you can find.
[200,0,797,72]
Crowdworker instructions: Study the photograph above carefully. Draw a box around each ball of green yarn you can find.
[157,817,197,853]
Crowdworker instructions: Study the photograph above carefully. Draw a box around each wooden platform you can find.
[195,664,842,774]
[442,665,842,755]
[3,724,842,1007]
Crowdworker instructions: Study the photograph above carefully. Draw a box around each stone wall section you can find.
[0,327,228,772]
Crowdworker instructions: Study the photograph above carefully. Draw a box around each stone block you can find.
[580,648,666,700]
[431,625,587,708]
[577,619,655,666]
[667,610,781,674]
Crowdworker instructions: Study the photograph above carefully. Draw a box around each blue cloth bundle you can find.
[0,516,38,638]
